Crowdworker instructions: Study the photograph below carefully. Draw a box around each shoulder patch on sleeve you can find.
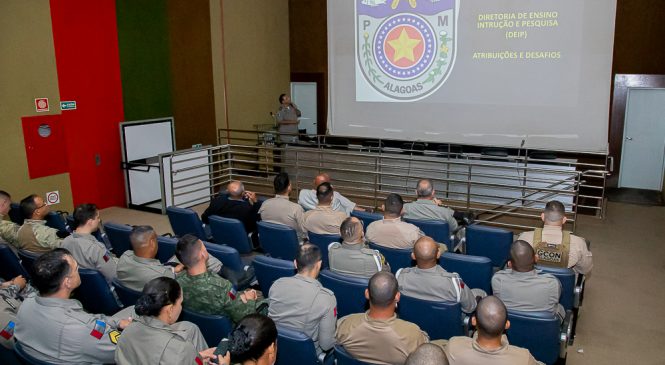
[109,330,121,344]
[90,320,106,340]
[227,287,237,300]
[0,321,15,340]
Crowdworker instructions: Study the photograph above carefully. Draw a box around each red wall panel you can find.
[50,0,126,208]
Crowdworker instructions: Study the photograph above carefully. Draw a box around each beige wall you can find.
[0,0,74,211]
[220,0,291,133]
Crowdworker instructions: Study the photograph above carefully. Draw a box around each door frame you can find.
[291,72,327,135]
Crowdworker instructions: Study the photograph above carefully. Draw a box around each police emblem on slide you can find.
[356,0,458,101]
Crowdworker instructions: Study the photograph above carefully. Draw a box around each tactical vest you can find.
[16,224,51,253]
[533,228,570,268]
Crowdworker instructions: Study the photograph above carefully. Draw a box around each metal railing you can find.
[162,128,610,233]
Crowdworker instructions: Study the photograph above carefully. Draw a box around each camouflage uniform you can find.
[0,213,20,248]
[0,282,22,349]
[176,271,267,323]
[61,233,117,284]
[16,219,61,253]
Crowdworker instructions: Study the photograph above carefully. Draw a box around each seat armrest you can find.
[560,311,572,356]
[456,237,466,254]
[574,274,586,308]
[463,314,472,337]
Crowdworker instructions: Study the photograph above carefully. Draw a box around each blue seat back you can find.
[536,265,575,311]
[44,212,70,236]
[156,236,178,263]
[14,341,55,365]
[180,307,233,347]
[76,268,121,315]
[349,211,382,231]
[275,326,320,365]
[103,222,133,257]
[367,243,413,274]
[397,295,465,340]
[506,310,561,365]
[203,241,245,272]
[0,244,30,280]
[112,278,143,307]
[166,206,208,240]
[307,232,341,269]
[439,252,493,294]
[252,256,296,296]
[0,344,20,365]
[8,203,24,225]
[334,345,372,365]
[318,270,368,318]
[403,218,452,249]
[257,221,299,260]
[17,250,41,280]
[209,216,252,254]
[465,225,513,267]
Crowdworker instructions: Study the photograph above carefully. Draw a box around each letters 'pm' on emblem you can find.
[356,0,459,101]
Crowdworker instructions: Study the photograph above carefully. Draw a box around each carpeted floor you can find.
[606,187,664,206]
[100,201,665,364]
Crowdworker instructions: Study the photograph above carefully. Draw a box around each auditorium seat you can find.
[464,224,513,268]
[8,203,24,225]
[257,221,299,260]
[111,278,142,307]
[349,211,382,230]
[0,343,20,365]
[103,222,133,257]
[0,244,30,280]
[180,307,233,347]
[506,310,569,365]
[439,252,493,294]
[156,235,177,263]
[536,265,582,344]
[307,232,341,269]
[334,345,372,365]
[17,250,41,280]
[44,211,70,237]
[203,240,245,272]
[275,326,328,365]
[367,243,413,274]
[166,206,210,241]
[318,270,368,318]
[75,268,122,316]
[208,216,252,254]
[397,295,467,340]
[252,256,296,296]
[403,218,453,251]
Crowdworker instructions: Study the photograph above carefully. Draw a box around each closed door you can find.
[290,82,317,135]
[619,88,665,190]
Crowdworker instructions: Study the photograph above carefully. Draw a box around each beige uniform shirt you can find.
[403,199,459,233]
[336,312,429,365]
[15,296,129,364]
[397,265,478,313]
[0,283,22,350]
[259,195,306,241]
[446,334,543,365]
[268,274,337,354]
[365,218,424,249]
[328,242,387,278]
[0,213,20,248]
[518,225,593,275]
[62,233,118,284]
[116,316,207,365]
[492,269,565,321]
[16,219,62,253]
[116,251,176,292]
[302,206,347,235]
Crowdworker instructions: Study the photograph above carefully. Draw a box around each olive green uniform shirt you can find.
[328,241,388,278]
[0,213,20,248]
[492,269,565,321]
[116,251,176,292]
[397,265,479,314]
[16,219,61,253]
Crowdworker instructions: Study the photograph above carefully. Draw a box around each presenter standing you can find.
[275,94,301,144]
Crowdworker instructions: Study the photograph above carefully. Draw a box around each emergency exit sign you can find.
[60,101,77,110]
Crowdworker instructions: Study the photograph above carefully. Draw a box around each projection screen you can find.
[328,0,617,153]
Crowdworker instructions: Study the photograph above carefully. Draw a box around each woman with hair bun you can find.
[116,277,230,365]
[229,314,278,365]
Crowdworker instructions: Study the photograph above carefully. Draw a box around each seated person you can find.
[0,275,28,350]
[269,244,337,356]
[16,194,62,253]
[329,216,389,278]
[517,200,593,276]
[228,314,278,365]
[406,343,449,365]
[259,172,306,242]
[201,180,262,240]
[176,234,267,323]
[492,240,565,322]
[366,193,425,249]
[116,277,224,364]
[0,190,20,247]
[302,182,347,235]
[397,236,485,314]
[298,173,360,214]
[336,271,429,365]
[61,203,117,284]
[15,248,133,364]
[445,296,543,365]
[402,179,459,234]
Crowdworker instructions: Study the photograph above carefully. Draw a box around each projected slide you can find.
[329,0,617,152]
